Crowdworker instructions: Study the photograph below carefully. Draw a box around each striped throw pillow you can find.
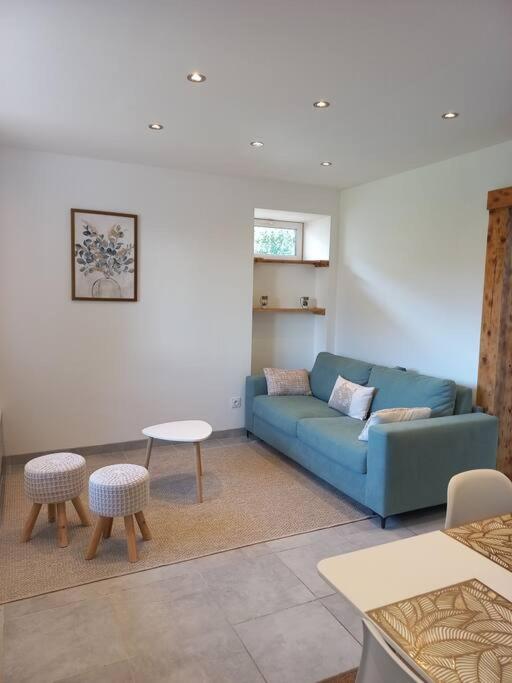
[358,407,432,441]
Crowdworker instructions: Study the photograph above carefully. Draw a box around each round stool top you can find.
[89,463,148,489]
[24,452,86,504]
[142,420,212,443]
[25,452,85,476]
[89,463,149,517]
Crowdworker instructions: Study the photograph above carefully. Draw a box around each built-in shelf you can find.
[254,257,329,267]
[253,307,326,316]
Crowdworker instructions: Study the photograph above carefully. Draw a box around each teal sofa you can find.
[245,352,498,527]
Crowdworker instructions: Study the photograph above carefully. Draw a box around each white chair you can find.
[356,619,424,683]
[445,469,512,528]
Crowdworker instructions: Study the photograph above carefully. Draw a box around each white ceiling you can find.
[1,0,511,188]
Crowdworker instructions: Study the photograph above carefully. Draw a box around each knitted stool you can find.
[86,464,151,562]
[22,452,90,547]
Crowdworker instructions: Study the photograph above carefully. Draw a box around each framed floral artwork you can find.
[71,209,138,301]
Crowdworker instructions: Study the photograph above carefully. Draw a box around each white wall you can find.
[0,147,339,455]
[303,216,330,261]
[336,140,512,388]
[251,213,331,373]
[252,262,318,372]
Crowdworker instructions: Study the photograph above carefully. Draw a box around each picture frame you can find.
[71,208,138,302]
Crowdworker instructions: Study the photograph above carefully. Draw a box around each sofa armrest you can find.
[245,374,268,432]
[365,413,498,518]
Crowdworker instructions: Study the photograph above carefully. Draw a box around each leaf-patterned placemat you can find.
[367,578,512,682]
[444,514,512,571]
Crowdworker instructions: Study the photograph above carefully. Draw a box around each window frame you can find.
[253,218,304,261]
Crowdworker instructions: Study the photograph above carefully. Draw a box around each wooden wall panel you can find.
[477,186,512,477]
[487,186,512,210]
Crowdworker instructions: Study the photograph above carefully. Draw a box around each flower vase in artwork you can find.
[75,219,135,300]
[92,276,122,299]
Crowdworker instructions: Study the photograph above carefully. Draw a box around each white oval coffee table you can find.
[142,420,212,503]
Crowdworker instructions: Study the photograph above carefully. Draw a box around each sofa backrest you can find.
[310,352,373,402]
[368,365,456,417]
[310,352,471,416]
[454,385,473,415]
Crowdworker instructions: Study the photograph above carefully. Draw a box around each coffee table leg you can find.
[144,437,154,469]
[194,442,203,503]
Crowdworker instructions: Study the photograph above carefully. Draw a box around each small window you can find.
[253,219,303,260]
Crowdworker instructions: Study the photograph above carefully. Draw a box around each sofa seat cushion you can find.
[253,395,340,437]
[368,366,456,417]
[297,417,368,474]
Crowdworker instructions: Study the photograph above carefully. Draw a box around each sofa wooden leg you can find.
[380,516,387,529]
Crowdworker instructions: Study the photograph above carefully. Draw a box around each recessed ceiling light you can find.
[313,100,330,108]
[250,141,264,148]
[187,72,206,83]
[441,111,459,119]
[148,122,164,130]
[320,161,332,166]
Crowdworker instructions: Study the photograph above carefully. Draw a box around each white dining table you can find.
[317,530,512,681]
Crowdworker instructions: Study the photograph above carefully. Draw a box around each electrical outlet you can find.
[231,396,242,409]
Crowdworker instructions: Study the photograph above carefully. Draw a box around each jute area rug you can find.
[0,438,370,603]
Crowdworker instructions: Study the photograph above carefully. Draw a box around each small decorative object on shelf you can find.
[300,296,309,309]
[260,295,269,308]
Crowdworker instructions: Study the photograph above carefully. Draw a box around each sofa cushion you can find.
[454,385,473,415]
[298,417,368,474]
[310,352,373,402]
[263,368,311,396]
[253,395,340,437]
[328,376,375,420]
[358,406,432,441]
[368,366,456,417]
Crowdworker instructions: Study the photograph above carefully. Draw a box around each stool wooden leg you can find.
[124,515,138,562]
[194,442,203,503]
[144,437,154,469]
[86,516,108,560]
[103,517,113,539]
[21,503,42,542]
[48,503,56,523]
[71,496,91,526]
[134,511,152,541]
[56,502,68,548]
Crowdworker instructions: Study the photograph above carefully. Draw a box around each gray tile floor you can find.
[0,440,446,683]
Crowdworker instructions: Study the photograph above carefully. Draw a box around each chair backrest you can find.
[445,469,512,529]
[356,619,424,683]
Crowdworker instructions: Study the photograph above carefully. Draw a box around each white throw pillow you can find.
[328,375,375,420]
[358,407,432,441]
[263,368,312,396]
